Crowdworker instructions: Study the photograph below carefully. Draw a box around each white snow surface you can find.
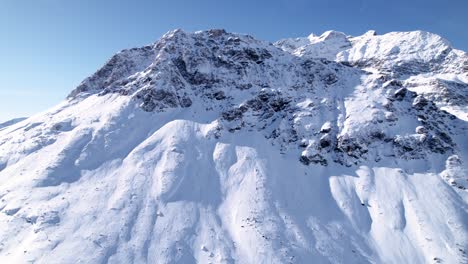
[0,29,467,263]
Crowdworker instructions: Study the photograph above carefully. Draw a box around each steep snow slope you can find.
[0,29,467,263]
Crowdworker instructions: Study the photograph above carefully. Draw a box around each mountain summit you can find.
[0,29,467,263]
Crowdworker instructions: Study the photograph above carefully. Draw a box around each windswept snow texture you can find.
[0,29,467,264]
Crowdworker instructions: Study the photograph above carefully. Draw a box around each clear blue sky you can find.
[1,0,467,122]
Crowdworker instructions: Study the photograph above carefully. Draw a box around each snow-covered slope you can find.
[0,117,27,130]
[276,30,468,121]
[0,29,467,263]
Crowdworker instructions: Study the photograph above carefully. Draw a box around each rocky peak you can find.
[64,29,467,168]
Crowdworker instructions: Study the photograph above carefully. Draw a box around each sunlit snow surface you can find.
[0,29,467,263]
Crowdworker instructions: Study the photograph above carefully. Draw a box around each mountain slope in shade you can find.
[0,117,27,130]
[0,29,467,263]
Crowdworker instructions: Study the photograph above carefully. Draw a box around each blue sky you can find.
[1,0,467,122]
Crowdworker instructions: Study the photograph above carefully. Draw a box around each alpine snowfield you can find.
[0,29,467,263]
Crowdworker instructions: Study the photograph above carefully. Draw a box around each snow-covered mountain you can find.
[0,29,467,263]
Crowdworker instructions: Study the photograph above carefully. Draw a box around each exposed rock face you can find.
[68,29,467,167]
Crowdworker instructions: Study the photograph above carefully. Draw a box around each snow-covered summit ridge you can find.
[62,29,468,168]
[277,29,468,119]
[72,29,466,98]
[276,30,457,64]
[276,30,352,60]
